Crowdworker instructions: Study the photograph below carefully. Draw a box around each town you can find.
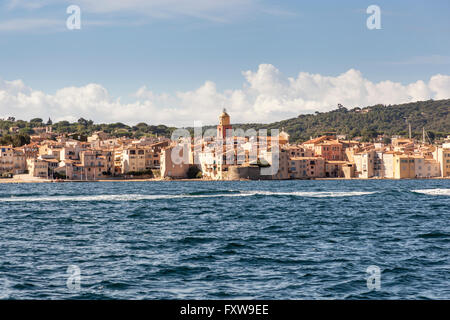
[0,110,449,182]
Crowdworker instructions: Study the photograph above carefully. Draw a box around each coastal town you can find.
[1,110,449,182]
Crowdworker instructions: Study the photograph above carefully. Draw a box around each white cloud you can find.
[0,18,63,32]
[1,65,449,127]
[3,0,298,31]
[6,0,258,23]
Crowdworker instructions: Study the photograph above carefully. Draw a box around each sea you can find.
[0,179,449,299]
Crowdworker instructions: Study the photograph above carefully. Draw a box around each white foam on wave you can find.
[0,192,254,202]
[0,190,377,202]
[412,189,450,196]
[248,190,376,197]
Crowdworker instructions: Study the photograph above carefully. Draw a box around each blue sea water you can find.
[0,179,449,300]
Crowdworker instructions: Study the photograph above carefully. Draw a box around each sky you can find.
[0,0,449,126]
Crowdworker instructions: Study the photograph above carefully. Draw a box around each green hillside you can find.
[1,99,449,147]
[232,99,450,143]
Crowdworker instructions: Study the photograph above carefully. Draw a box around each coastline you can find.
[1,177,448,183]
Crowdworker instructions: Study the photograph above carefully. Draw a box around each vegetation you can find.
[1,99,449,147]
[0,117,176,147]
[230,99,450,143]
[187,165,202,179]
[125,169,154,177]
[0,134,30,147]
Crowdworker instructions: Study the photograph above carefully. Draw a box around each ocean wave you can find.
[412,189,450,196]
[0,192,252,202]
[0,190,377,202]
[248,190,377,198]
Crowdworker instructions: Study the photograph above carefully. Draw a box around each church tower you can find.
[217,108,232,139]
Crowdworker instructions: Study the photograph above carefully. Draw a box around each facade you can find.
[436,146,450,177]
[217,109,232,139]
[78,150,114,180]
[289,157,325,179]
[160,145,190,179]
[314,140,343,161]
[121,147,146,173]
[0,146,14,174]
[393,154,415,179]
[27,158,49,178]
[381,152,395,178]
[325,161,348,178]
[414,157,440,178]
[353,151,375,178]
[0,146,26,174]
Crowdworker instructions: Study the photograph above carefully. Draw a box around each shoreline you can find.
[1,177,448,183]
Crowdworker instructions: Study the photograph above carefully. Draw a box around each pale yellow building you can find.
[27,158,49,178]
[0,146,26,174]
[436,146,450,177]
[393,154,415,179]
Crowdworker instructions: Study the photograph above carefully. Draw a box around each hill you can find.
[231,99,450,143]
[0,99,449,147]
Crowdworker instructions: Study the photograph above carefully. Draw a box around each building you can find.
[121,147,146,173]
[314,140,343,161]
[119,141,169,174]
[78,149,114,180]
[353,150,375,178]
[289,157,325,179]
[217,109,232,139]
[381,152,396,178]
[414,156,440,178]
[0,146,14,174]
[435,146,450,177]
[160,144,190,179]
[0,146,26,174]
[325,160,348,178]
[27,158,49,178]
[393,154,415,179]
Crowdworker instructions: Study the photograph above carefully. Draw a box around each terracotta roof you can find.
[303,136,329,145]
[290,156,323,160]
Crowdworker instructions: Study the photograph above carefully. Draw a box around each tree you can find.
[46,118,53,126]
[30,118,43,127]
[19,127,33,135]
[187,166,202,179]
[77,118,88,126]
[11,134,30,147]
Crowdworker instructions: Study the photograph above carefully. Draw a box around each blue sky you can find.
[0,0,449,125]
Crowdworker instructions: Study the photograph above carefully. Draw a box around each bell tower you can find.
[217,108,232,139]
